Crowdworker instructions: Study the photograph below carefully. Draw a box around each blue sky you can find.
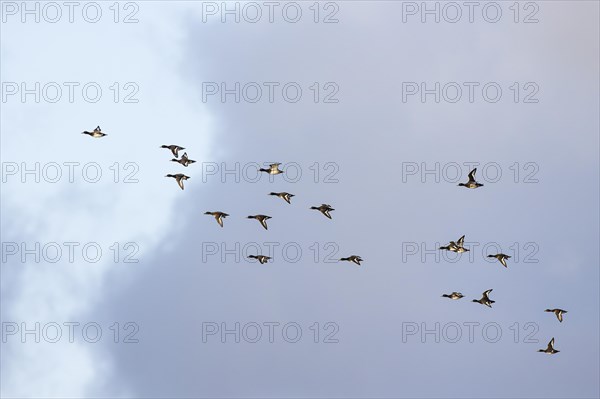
[1,1,599,398]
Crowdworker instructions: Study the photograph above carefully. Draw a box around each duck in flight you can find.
[472,289,495,308]
[204,211,229,227]
[259,163,284,175]
[545,308,568,323]
[339,255,363,265]
[82,126,106,138]
[165,173,190,190]
[269,192,295,204]
[442,292,464,300]
[439,235,468,253]
[538,338,559,354]
[171,152,196,167]
[248,255,271,264]
[161,144,185,158]
[247,214,271,230]
[310,204,335,219]
[488,253,511,268]
[458,168,483,189]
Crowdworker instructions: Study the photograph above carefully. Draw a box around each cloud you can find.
[1,3,213,397]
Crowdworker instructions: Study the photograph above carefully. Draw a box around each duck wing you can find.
[468,168,477,182]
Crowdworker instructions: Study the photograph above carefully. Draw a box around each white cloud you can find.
[1,3,213,397]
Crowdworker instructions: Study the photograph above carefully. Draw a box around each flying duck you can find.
[439,235,468,253]
[248,255,271,264]
[269,192,295,204]
[545,308,568,323]
[165,173,190,190]
[204,211,229,227]
[310,204,335,219]
[538,338,559,354]
[442,292,464,300]
[82,126,106,138]
[259,163,283,175]
[458,168,483,189]
[488,253,511,268]
[247,215,271,230]
[472,289,495,308]
[161,145,185,158]
[339,255,363,265]
[171,152,196,167]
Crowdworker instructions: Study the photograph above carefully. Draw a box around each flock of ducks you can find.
[161,145,195,190]
[158,148,360,265]
[439,234,511,267]
[79,134,565,355]
[440,168,566,355]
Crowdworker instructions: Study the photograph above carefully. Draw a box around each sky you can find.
[1,1,599,398]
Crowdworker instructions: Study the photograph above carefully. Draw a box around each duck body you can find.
[161,144,185,158]
[166,173,190,190]
[248,255,271,264]
[439,242,459,251]
[472,289,495,307]
[340,255,363,265]
[545,308,568,323]
[259,163,283,175]
[204,211,229,227]
[82,126,106,137]
[458,181,484,189]
[442,292,464,300]
[538,338,559,354]
[172,152,196,167]
[310,204,335,219]
[458,168,483,189]
[488,253,511,268]
[269,192,295,204]
[440,235,468,252]
[247,214,271,230]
